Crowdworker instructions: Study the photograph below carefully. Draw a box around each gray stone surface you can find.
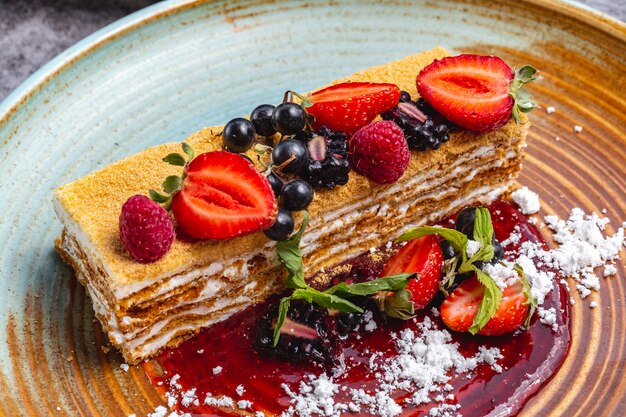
[0,0,624,101]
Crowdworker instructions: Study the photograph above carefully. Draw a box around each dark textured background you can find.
[0,0,624,100]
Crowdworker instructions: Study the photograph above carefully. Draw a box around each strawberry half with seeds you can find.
[380,235,443,309]
[168,151,277,240]
[307,82,401,135]
[440,274,530,336]
[417,54,538,133]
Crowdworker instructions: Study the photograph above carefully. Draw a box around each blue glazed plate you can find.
[0,1,625,416]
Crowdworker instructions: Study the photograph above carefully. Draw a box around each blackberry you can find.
[381,99,454,151]
[294,127,350,189]
[255,300,334,363]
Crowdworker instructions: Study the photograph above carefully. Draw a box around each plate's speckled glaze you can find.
[0,1,624,416]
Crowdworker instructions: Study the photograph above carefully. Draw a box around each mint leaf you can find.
[275,212,309,289]
[162,175,182,194]
[272,296,292,346]
[292,288,363,313]
[163,153,187,167]
[469,268,503,334]
[473,207,494,246]
[396,226,468,254]
[326,273,414,297]
[181,142,194,161]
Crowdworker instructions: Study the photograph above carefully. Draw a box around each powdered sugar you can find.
[280,317,503,417]
[511,187,540,215]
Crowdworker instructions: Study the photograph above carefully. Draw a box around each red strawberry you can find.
[348,120,410,184]
[380,235,443,309]
[307,82,401,135]
[171,151,277,240]
[440,274,529,336]
[417,54,537,133]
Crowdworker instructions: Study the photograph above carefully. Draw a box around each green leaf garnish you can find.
[272,211,414,345]
[469,267,503,334]
[163,153,187,167]
[397,207,504,333]
[514,263,538,327]
[509,65,539,123]
[275,212,310,289]
[273,296,292,346]
[325,273,414,297]
[397,226,468,255]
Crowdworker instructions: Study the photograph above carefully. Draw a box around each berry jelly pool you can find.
[143,200,570,416]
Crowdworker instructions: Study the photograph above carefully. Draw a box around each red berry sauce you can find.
[143,200,570,416]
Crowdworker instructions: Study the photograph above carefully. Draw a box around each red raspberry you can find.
[348,120,410,184]
[119,195,175,263]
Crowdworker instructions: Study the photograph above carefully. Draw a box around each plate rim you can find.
[0,0,625,137]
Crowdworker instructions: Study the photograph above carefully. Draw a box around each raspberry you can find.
[348,120,410,184]
[119,195,175,262]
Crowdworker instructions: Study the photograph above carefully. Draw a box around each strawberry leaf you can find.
[163,153,187,167]
[509,65,539,123]
[181,142,194,161]
[162,175,182,195]
[469,267,503,334]
[376,289,415,320]
[148,189,172,206]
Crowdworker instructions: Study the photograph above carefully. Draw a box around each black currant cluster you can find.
[255,299,370,364]
[255,300,335,364]
[381,91,455,151]
[294,127,350,189]
[222,98,351,242]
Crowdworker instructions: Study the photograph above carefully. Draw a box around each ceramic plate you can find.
[0,0,624,416]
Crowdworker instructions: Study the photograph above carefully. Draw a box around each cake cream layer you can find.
[53,47,529,363]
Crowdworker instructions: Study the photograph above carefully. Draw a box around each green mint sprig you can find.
[272,212,414,345]
[149,142,194,209]
[396,207,503,334]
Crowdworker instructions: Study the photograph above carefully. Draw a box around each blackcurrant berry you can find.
[266,172,284,197]
[272,139,308,174]
[439,240,457,260]
[264,208,295,241]
[250,104,276,137]
[399,91,412,103]
[492,237,505,260]
[455,207,477,238]
[282,179,314,211]
[223,118,256,153]
[271,102,306,135]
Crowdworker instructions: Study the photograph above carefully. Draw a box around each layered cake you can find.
[54,47,531,364]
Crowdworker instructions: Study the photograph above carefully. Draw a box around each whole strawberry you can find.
[119,194,175,263]
[348,120,410,184]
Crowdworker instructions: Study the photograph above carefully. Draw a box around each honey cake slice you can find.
[53,47,528,363]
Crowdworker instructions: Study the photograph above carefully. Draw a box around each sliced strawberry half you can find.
[417,54,537,133]
[440,274,529,336]
[380,235,443,309]
[171,151,277,240]
[307,82,401,135]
